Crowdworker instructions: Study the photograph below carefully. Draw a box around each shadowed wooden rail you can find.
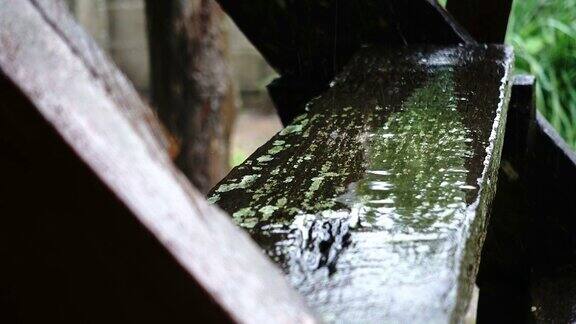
[210,44,514,322]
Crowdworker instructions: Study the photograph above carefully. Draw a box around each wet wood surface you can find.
[210,44,514,322]
[0,1,314,323]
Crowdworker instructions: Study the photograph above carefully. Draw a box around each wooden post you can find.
[146,0,236,193]
[210,44,514,322]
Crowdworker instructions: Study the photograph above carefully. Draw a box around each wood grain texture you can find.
[210,45,514,322]
[0,1,314,323]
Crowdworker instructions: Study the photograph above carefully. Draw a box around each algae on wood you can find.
[210,45,513,322]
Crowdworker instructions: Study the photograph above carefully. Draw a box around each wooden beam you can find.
[217,0,472,80]
[0,1,314,322]
[446,0,514,43]
[476,75,537,322]
[476,75,576,322]
[210,44,514,322]
[216,0,474,123]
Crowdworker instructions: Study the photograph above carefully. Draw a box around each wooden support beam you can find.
[0,1,314,322]
[217,0,472,80]
[210,44,514,322]
[477,75,576,323]
[476,75,537,322]
[522,112,576,323]
[446,0,514,43]
[216,0,474,124]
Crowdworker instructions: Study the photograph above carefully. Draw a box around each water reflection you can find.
[342,69,473,235]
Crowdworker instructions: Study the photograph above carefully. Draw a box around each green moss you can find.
[273,140,286,146]
[216,174,260,193]
[268,146,285,155]
[241,217,259,229]
[277,197,288,207]
[280,118,309,135]
[306,176,324,198]
[257,155,274,163]
[207,194,220,204]
[216,66,472,237]
[259,205,279,220]
[233,207,256,221]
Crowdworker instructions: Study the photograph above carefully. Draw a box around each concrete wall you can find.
[67,0,275,103]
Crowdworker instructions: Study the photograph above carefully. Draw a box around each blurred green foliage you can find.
[508,0,576,147]
[231,149,248,168]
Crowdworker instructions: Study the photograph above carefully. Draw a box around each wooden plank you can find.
[446,0,513,43]
[0,1,314,323]
[216,0,474,123]
[210,44,514,322]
